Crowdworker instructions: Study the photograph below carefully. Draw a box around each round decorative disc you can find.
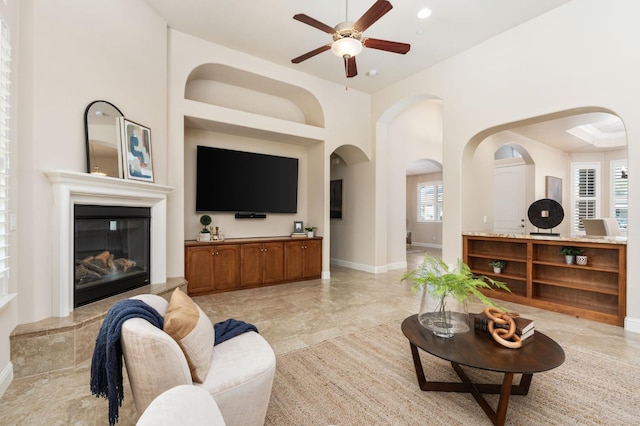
[527,199,564,229]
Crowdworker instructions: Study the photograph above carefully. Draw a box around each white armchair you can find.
[121,294,276,426]
[137,385,226,425]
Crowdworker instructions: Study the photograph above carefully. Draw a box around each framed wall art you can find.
[119,118,154,182]
[330,179,343,219]
[545,176,562,204]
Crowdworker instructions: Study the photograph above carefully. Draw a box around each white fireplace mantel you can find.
[46,170,173,317]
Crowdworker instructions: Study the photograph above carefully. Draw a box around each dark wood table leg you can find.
[409,343,533,426]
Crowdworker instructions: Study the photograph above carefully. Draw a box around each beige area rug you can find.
[265,320,640,425]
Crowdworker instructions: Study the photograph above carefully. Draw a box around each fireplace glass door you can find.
[74,205,151,307]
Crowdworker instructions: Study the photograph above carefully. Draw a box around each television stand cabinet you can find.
[462,233,626,326]
[185,236,322,296]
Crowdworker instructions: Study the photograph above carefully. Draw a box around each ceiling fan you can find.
[291,0,410,78]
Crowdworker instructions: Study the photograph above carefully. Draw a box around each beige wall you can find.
[372,0,640,330]
[15,0,168,320]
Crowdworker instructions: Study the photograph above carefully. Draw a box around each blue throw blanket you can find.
[214,318,259,345]
[90,299,163,426]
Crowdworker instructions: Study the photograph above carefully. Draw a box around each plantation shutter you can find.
[611,160,628,231]
[417,182,443,222]
[572,163,599,233]
[0,17,10,298]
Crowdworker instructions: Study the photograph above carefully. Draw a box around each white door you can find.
[494,165,527,234]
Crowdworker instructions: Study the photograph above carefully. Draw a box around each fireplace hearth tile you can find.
[10,277,186,378]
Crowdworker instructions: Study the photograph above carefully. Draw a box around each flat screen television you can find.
[196,146,299,214]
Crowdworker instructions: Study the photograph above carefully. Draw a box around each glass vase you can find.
[418,285,469,338]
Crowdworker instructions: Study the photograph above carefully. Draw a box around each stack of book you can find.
[472,312,535,340]
[290,232,307,238]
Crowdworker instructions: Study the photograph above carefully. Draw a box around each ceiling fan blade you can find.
[344,56,358,78]
[291,45,331,63]
[293,14,337,35]
[363,38,410,54]
[353,0,393,33]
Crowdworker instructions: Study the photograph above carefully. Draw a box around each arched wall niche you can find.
[461,106,627,235]
[185,63,325,127]
[332,143,370,165]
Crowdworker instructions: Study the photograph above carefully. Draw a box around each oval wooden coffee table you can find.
[401,314,565,426]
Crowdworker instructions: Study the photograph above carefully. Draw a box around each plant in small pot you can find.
[402,254,511,338]
[560,246,582,264]
[199,214,212,241]
[304,226,316,238]
[489,259,506,274]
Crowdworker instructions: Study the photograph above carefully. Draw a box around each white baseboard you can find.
[330,258,406,274]
[624,316,640,333]
[0,361,13,399]
[410,242,442,249]
[330,258,378,273]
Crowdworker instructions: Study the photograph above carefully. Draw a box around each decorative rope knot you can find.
[483,307,523,349]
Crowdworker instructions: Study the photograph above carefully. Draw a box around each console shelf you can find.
[185,236,322,296]
[463,233,626,326]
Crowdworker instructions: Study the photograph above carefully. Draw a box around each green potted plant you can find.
[560,246,582,264]
[402,254,510,338]
[199,214,212,241]
[489,259,506,274]
[304,226,317,238]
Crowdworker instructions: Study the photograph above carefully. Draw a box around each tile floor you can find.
[1,248,640,425]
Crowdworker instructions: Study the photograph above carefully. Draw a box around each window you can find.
[610,159,628,231]
[0,16,10,299]
[417,181,443,222]
[571,162,600,234]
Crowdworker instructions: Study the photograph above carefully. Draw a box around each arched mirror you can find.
[84,100,124,178]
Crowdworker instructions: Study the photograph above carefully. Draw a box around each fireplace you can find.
[46,170,173,317]
[74,205,151,307]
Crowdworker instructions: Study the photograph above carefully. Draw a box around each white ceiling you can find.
[144,0,571,94]
[143,0,626,176]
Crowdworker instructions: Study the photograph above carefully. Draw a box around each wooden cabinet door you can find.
[303,239,322,278]
[285,241,304,281]
[212,245,240,291]
[186,246,215,294]
[263,242,284,284]
[241,243,263,287]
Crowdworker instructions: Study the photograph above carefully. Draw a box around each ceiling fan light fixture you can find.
[331,37,363,58]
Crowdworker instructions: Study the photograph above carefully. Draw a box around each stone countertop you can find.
[462,232,627,245]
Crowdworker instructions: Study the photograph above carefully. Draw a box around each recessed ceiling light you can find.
[417,8,432,19]
[367,69,378,77]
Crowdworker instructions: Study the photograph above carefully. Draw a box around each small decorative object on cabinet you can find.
[304,226,316,238]
[489,259,506,274]
[402,254,510,338]
[576,254,588,265]
[560,246,582,264]
[198,214,212,241]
